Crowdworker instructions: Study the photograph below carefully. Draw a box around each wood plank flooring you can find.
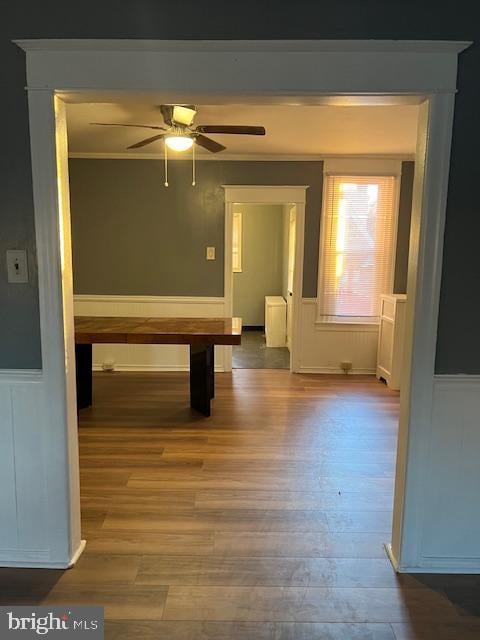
[1,370,480,639]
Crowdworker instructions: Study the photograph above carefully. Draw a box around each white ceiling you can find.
[66,102,419,158]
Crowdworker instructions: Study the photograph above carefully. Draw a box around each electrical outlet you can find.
[102,358,115,372]
[340,360,352,374]
[206,247,216,260]
[6,250,28,283]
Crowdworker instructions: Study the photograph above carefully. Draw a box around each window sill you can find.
[314,320,380,332]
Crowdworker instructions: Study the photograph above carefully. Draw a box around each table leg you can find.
[190,343,214,416]
[75,343,92,410]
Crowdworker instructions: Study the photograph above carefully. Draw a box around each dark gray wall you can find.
[69,158,324,297]
[70,158,413,301]
[2,1,480,372]
[394,162,415,294]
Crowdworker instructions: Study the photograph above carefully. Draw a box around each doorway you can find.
[223,185,307,373]
[231,202,296,370]
[14,39,465,574]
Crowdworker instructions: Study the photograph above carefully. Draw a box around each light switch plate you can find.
[206,247,216,260]
[6,250,29,283]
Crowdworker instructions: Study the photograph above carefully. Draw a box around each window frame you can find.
[232,210,243,273]
[316,159,402,327]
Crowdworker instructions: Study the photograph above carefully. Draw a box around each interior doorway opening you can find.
[231,202,296,370]
[223,185,307,374]
[13,39,467,576]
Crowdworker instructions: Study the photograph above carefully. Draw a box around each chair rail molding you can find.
[11,38,471,570]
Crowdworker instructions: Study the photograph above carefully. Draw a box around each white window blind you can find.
[318,175,396,322]
[232,211,243,273]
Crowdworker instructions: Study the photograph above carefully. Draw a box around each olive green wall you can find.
[232,205,284,325]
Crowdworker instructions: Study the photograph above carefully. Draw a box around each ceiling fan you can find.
[91,104,266,153]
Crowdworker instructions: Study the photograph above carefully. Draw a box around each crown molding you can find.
[68,152,416,162]
[15,39,472,55]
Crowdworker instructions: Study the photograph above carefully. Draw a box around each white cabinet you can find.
[265,296,287,347]
[376,294,407,390]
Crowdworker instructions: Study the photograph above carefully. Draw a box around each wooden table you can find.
[74,316,242,417]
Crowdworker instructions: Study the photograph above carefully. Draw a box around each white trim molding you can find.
[222,185,308,203]
[316,158,402,326]
[69,152,417,162]
[74,294,224,306]
[223,185,307,373]
[14,38,471,570]
[16,39,469,96]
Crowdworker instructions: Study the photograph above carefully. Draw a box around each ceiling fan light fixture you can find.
[164,135,193,152]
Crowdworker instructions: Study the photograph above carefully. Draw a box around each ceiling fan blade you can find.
[160,105,174,126]
[195,125,266,136]
[127,134,166,149]
[91,122,166,131]
[194,134,226,153]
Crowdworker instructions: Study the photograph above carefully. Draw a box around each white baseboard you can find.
[0,539,86,569]
[298,366,376,375]
[386,542,480,574]
[297,367,375,376]
[92,364,226,373]
[68,539,87,568]
[384,543,400,572]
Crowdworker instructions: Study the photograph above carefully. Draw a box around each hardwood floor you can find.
[1,370,480,639]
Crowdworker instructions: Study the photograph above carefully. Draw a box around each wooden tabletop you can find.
[74,316,242,346]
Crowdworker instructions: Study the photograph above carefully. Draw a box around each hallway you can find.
[232,330,290,369]
[1,370,479,639]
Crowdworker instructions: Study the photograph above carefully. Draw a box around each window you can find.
[232,210,243,272]
[318,175,397,323]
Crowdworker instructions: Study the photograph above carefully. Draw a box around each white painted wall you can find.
[0,373,48,562]
[0,370,84,567]
[417,376,480,571]
[386,375,480,573]
[74,295,228,372]
[75,295,378,374]
[298,299,379,373]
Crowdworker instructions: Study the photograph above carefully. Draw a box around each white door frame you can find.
[10,39,469,569]
[223,186,307,372]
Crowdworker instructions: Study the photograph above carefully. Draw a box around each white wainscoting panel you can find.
[74,295,228,372]
[416,375,480,572]
[298,299,379,374]
[0,371,51,564]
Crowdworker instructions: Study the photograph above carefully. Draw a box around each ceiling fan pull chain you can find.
[192,141,196,186]
[164,142,169,187]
